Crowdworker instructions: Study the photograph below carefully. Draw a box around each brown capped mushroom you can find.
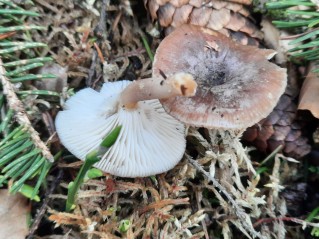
[153,24,287,129]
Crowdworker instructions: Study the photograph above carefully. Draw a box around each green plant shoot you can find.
[119,219,131,233]
[100,125,122,148]
[84,168,103,182]
[65,125,122,211]
[65,150,100,211]
[18,184,40,202]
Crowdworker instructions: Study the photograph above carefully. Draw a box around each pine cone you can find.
[243,67,311,159]
[144,0,263,45]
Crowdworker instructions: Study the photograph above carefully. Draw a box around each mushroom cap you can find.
[55,81,186,177]
[153,24,287,129]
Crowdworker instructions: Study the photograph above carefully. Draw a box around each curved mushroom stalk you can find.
[120,72,197,109]
[153,24,287,129]
[56,74,198,177]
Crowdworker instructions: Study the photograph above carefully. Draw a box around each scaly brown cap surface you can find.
[153,25,287,129]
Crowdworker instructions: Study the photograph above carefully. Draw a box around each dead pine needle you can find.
[94,42,105,63]
[139,198,190,214]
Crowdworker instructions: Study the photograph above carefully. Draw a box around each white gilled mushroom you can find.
[55,73,197,177]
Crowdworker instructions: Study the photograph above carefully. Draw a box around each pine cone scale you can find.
[147,0,160,20]
[189,0,202,7]
[286,130,302,142]
[172,5,194,27]
[170,0,190,7]
[158,4,175,27]
[156,0,171,5]
[207,9,231,31]
[189,8,212,26]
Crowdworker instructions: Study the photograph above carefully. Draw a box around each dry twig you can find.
[0,58,54,162]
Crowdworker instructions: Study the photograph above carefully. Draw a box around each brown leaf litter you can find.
[298,63,319,119]
[0,190,29,239]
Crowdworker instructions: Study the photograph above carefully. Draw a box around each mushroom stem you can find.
[119,72,197,109]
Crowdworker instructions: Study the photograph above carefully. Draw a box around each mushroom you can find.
[153,24,287,129]
[55,73,197,177]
